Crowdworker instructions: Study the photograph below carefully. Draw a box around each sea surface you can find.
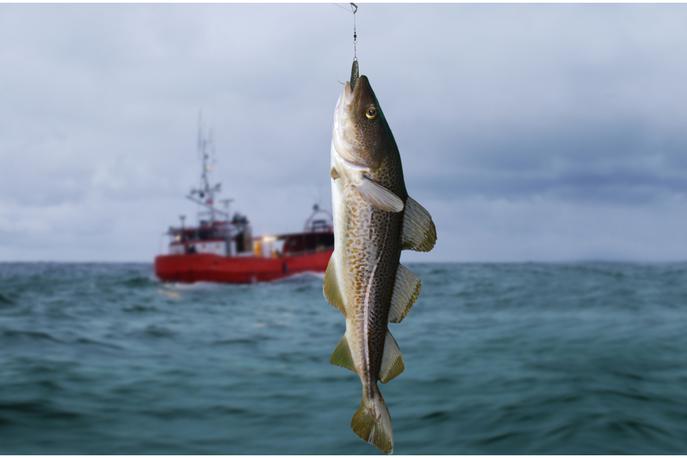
[1,262,687,454]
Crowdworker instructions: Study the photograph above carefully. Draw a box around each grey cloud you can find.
[413,116,687,204]
[0,4,685,261]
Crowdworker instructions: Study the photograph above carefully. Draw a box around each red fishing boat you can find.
[154,123,333,284]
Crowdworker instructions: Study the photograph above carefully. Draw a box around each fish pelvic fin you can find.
[380,331,405,383]
[355,177,404,213]
[323,255,346,315]
[388,264,421,324]
[401,196,437,252]
[330,334,355,373]
[351,386,394,454]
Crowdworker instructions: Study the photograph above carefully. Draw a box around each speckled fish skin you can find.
[347,76,403,398]
[325,69,436,454]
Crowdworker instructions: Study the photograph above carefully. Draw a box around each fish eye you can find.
[365,106,378,120]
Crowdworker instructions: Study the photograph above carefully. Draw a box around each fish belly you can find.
[336,181,402,389]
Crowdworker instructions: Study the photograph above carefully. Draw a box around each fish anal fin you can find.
[330,334,355,373]
[323,255,346,315]
[355,177,404,213]
[379,331,404,383]
[389,264,421,323]
[401,196,437,252]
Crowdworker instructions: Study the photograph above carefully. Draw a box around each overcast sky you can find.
[0,4,686,262]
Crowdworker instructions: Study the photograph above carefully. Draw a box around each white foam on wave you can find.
[271,271,325,283]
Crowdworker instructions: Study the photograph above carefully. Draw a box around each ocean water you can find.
[1,262,687,454]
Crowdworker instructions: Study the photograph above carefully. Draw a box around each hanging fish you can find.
[324,61,436,454]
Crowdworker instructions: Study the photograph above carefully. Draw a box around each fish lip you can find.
[334,82,354,115]
[351,75,370,105]
[338,75,366,112]
[343,81,354,106]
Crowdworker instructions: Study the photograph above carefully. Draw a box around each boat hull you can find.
[154,250,333,284]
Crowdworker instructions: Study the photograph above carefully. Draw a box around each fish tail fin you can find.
[351,386,394,454]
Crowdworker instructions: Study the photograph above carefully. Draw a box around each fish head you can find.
[333,75,394,170]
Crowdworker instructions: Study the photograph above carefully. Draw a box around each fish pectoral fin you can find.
[323,255,346,315]
[388,264,421,323]
[355,177,404,213]
[330,334,355,373]
[379,331,405,383]
[330,166,340,180]
[401,196,437,252]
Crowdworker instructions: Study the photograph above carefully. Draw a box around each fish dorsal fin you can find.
[355,177,404,213]
[401,196,437,252]
[330,334,356,373]
[379,331,404,383]
[323,255,346,315]
[388,264,421,324]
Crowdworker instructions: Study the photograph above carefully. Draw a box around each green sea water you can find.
[1,262,686,453]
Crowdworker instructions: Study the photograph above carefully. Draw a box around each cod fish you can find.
[324,63,436,454]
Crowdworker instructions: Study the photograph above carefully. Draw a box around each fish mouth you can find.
[333,75,374,168]
[341,81,354,107]
[335,80,355,133]
[344,75,371,107]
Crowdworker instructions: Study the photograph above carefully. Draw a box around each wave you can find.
[142,324,176,338]
[0,400,83,420]
[2,262,687,453]
[271,271,325,283]
[211,337,259,347]
[0,329,64,343]
[119,275,156,288]
[122,304,159,313]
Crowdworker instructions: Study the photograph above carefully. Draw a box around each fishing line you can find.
[351,3,358,61]
[332,3,359,61]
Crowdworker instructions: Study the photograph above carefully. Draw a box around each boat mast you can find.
[187,113,229,221]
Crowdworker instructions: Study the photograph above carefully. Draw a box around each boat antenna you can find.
[187,112,228,222]
[200,119,210,193]
[197,110,203,155]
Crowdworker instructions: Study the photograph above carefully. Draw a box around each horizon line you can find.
[1,259,685,265]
